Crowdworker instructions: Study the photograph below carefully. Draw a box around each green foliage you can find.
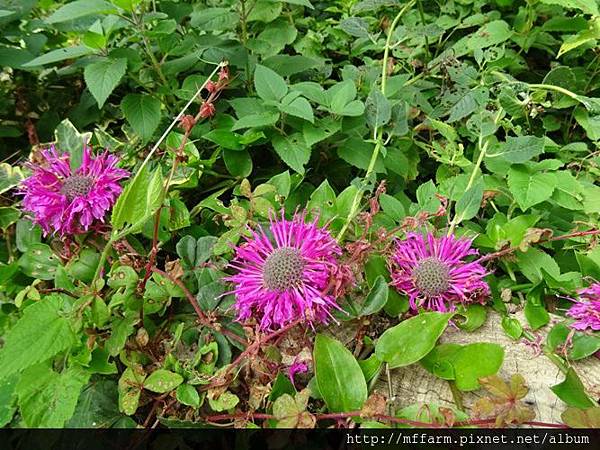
[1,0,599,429]
[314,334,367,413]
[375,312,453,369]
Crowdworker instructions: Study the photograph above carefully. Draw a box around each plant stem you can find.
[336,0,416,242]
[447,108,502,235]
[416,0,431,61]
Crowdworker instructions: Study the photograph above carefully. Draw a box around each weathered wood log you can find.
[336,311,600,424]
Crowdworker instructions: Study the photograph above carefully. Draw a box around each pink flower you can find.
[226,211,341,331]
[567,284,600,331]
[390,232,490,312]
[287,360,308,388]
[20,146,129,236]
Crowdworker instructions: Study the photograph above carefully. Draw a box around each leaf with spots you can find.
[144,369,183,393]
[18,243,61,280]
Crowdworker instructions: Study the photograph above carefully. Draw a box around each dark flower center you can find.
[60,175,94,201]
[413,257,450,297]
[263,247,305,292]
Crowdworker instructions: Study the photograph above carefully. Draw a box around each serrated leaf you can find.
[272,133,311,174]
[0,295,75,379]
[46,0,117,24]
[507,166,557,211]
[84,57,127,108]
[54,119,92,171]
[21,45,94,67]
[487,136,545,163]
[340,17,370,38]
[453,179,484,224]
[365,89,391,129]
[280,97,314,122]
[254,64,287,102]
[17,364,90,427]
[121,94,161,142]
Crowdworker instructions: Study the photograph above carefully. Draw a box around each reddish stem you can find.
[479,228,600,263]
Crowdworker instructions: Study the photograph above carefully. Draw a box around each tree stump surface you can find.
[337,311,600,424]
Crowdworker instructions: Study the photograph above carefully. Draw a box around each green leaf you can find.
[360,275,389,316]
[487,136,545,164]
[144,369,183,393]
[507,165,557,211]
[539,0,599,16]
[0,295,76,379]
[453,179,484,224]
[121,94,161,142]
[118,366,145,415]
[46,0,117,24]
[524,288,550,331]
[0,207,19,231]
[453,343,504,391]
[0,374,18,427]
[54,119,92,171]
[272,133,311,174]
[420,343,462,380]
[365,89,391,129]
[176,236,217,269]
[111,164,164,233]
[375,312,453,369]
[454,304,487,332]
[562,407,600,428]
[232,112,280,130]
[254,64,287,102]
[21,45,94,67]
[501,316,523,340]
[15,219,41,253]
[66,248,100,283]
[84,57,127,108]
[358,354,382,383]
[17,364,90,427]
[551,368,595,408]
[0,163,24,195]
[176,384,200,408]
[313,334,367,413]
[67,379,122,428]
[339,17,370,38]
[516,248,560,283]
[280,97,314,123]
[203,129,244,150]
[18,243,61,280]
[208,391,239,412]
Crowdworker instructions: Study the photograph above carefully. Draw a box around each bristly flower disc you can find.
[20,146,129,236]
[390,232,490,312]
[567,283,600,331]
[226,211,341,331]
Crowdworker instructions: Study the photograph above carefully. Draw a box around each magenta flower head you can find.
[566,284,600,331]
[390,232,490,312]
[20,146,129,236]
[226,211,341,331]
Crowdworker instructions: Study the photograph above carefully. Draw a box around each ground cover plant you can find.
[0,0,600,430]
